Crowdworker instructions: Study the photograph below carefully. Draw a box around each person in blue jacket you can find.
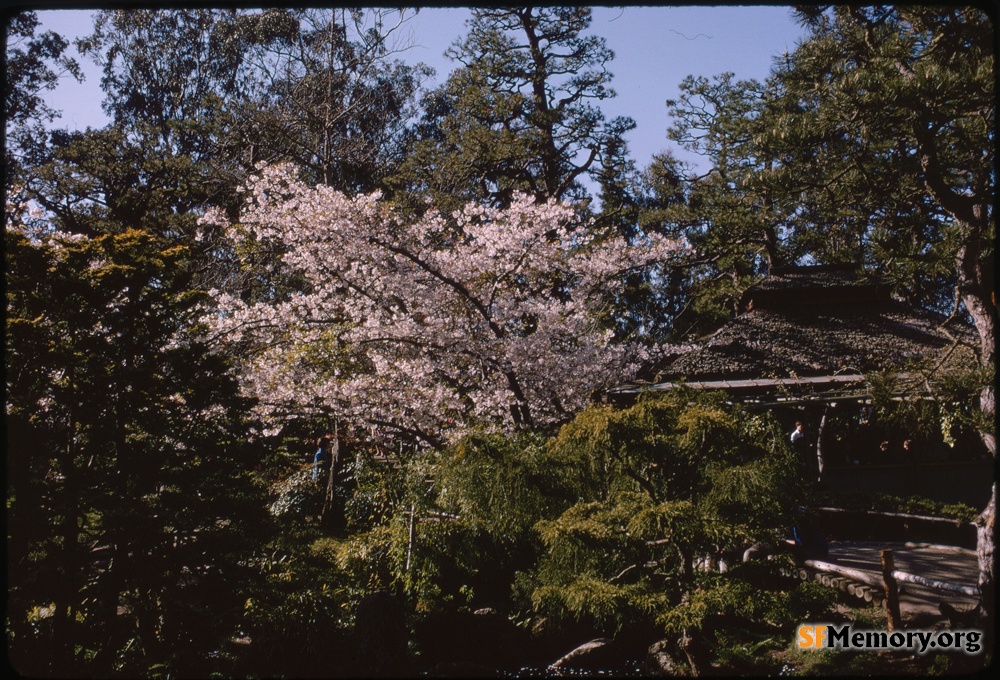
[312,434,333,483]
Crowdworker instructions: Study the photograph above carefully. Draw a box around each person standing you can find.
[790,421,806,447]
[313,434,333,483]
[790,421,811,474]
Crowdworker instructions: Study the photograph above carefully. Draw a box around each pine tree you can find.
[392,6,634,213]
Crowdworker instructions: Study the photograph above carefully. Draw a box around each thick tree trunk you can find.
[957,245,995,650]
[975,484,995,650]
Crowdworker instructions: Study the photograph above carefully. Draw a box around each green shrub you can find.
[531,391,809,649]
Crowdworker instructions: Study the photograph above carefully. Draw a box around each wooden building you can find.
[609,264,989,504]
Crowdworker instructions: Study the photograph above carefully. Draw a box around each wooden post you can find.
[815,404,829,482]
[881,549,902,631]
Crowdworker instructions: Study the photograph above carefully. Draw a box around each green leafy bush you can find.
[530,391,810,646]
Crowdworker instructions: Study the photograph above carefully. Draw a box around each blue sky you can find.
[35,6,806,174]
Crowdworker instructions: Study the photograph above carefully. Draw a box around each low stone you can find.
[646,639,691,676]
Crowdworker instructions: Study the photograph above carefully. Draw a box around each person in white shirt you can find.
[790,421,805,445]
[790,421,810,475]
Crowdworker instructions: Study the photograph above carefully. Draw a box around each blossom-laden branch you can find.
[201,163,689,441]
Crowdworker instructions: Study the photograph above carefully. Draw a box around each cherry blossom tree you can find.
[202,163,688,444]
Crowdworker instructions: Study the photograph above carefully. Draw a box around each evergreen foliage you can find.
[392,6,633,214]
[6,5,992,674]
[530,391,807,644]
[5,221,269,676]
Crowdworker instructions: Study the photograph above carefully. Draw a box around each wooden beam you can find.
[891,571,979,597]
[803,559,884,588]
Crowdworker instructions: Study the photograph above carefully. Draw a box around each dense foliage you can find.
[393,7,634,213]
[530,393,807,637]
[201,163,687,443]
[5,5,993,676]
[6,209,268,676]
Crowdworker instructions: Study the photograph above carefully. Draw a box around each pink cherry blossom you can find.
[203,164,689,444]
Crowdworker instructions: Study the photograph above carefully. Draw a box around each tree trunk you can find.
[320,435,341,526]
[957,244,996,644]
[974,483,995,651]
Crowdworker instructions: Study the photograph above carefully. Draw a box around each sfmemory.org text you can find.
[797,624,983,654]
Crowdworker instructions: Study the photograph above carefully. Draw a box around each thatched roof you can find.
[615,265,978,400]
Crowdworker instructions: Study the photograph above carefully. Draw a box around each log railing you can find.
[792,544,979,631]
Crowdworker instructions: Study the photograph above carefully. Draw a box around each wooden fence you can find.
[788,543,978,631]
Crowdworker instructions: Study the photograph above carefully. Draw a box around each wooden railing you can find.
[790,544,979,631]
